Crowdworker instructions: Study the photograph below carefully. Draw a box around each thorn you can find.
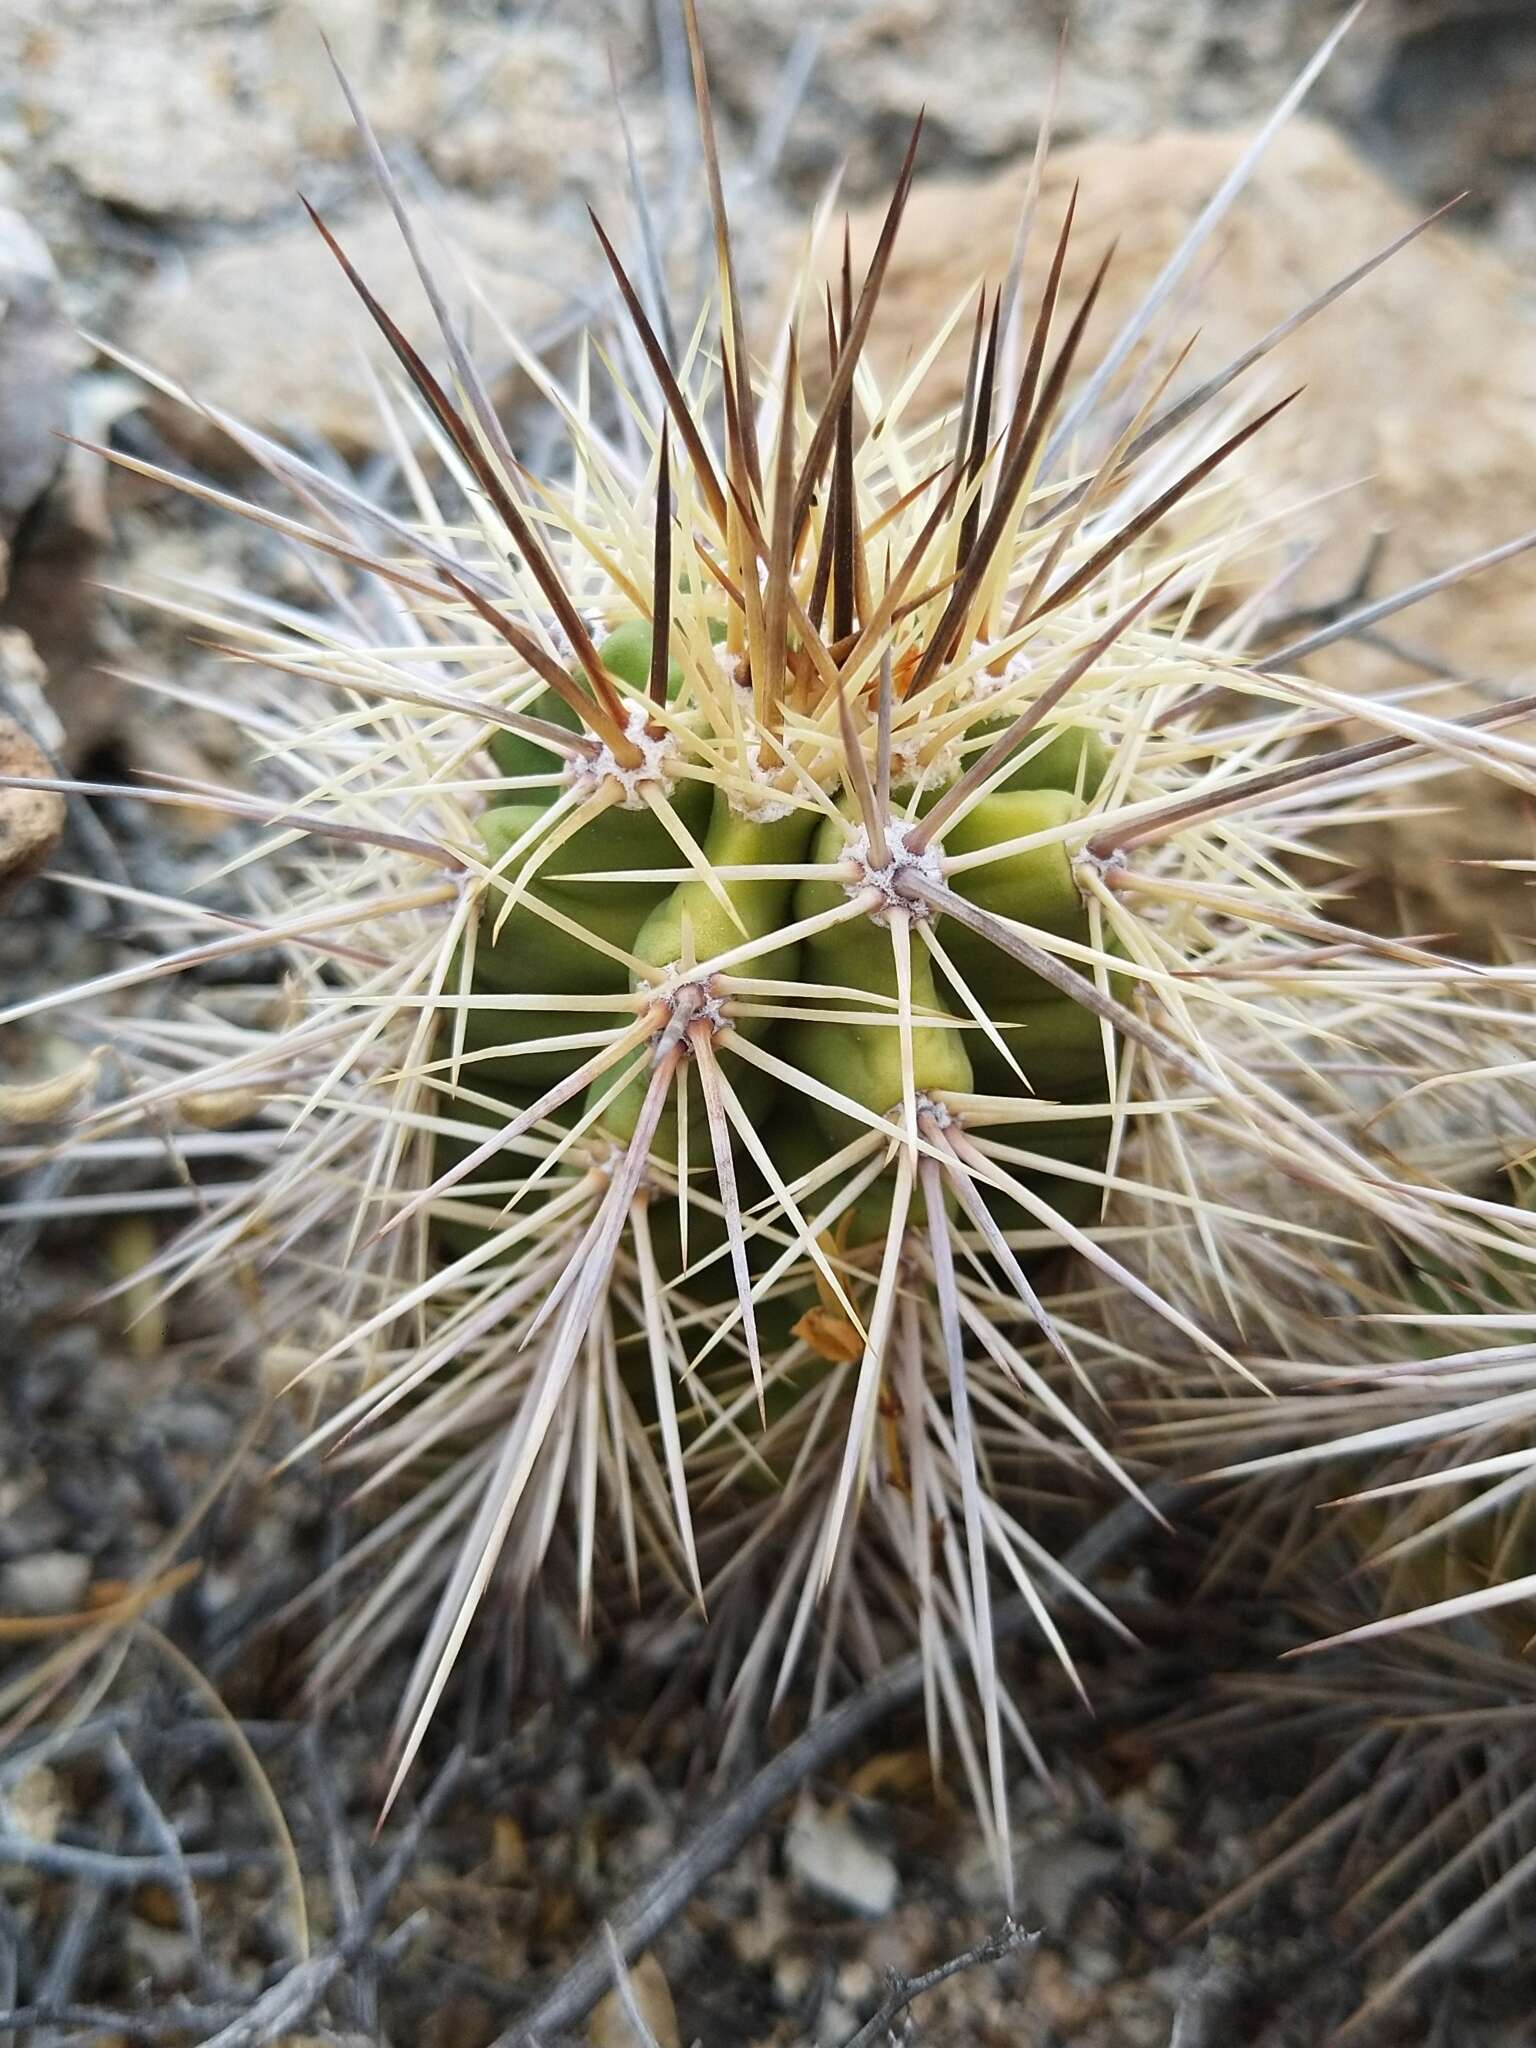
[650,422,673,709]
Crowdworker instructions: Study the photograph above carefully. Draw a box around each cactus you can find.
[1129,1007,1536,1578]
[6,3,1536,1875]
[1154,1512,1536,2039]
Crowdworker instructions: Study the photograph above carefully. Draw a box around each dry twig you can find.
[839,1920,1039,2048]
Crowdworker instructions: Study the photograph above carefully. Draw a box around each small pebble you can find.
[728,1880,791,1967]
[785,1800,899,1918]
[771,1950,815,2011]
[1115,1782,1181,1858]
[140,1395,234,1452]
[1,1547,89,1615]
[1019,1837,1122,1935]
[0,711,63,902]
[815,1997,860,2046]
[588,1950,680,2048]
[1030,1949,1101,2032]
[6,1764,62,1844]
[124,1915,195,1987]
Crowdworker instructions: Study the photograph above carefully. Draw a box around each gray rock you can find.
[1,1548,90,1615]
[40,28,293,223]
[1020,1837,1124,1937]
[0,210,74,543]
[785,1800,899,1919]
[124,192,581,464]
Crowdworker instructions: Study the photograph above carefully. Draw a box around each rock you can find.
[728,1878,791,1966]
[138,1393,233,1453]
[0,626,56,745]
[836,1956,879,2006]
[785,1799,899,1918]
[1,1548,89,1615]
[1029,1948,1102,2033]
[424,25,623,204]
[770,1948,815,2011]
[7,1763,63,1844]
[33,26,293,223]
[814,1999,860,2047]
[1020,1837,1123,1936]
[820,120,1536,949]
[267,1,446,162]
[123,1914,195,1988]
[587,1950,681,2048]
[708,0,1390,199]
[0,704,63,904]
[831,120,1536,649]
[0,209,74,541]
[1115,1768,1184,1858]
[124,193,581,466]
[1367,7,1536,219]
[267,0,387,160]
[0,452,120,763]
[419,2001,496,2048]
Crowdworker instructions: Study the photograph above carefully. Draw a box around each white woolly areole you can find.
[1075,844,1129,885]
[569,699,678,809]
[889,730,962,791]
[732,767,797,824]
[846,817,944,924]
[651,977,728,1059]
[588,1140,631,1183]
[716,672,797,822]
[965,638,1034,703]
[545,606,610,660]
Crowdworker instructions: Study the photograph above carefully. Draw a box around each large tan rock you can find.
[826,120,1536,949]
[835,120,1536,663]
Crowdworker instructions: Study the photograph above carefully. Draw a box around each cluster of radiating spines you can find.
[1157,1543,1536,2041]
[10,2,1536,1842]
[1124,1009,1536,1666]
